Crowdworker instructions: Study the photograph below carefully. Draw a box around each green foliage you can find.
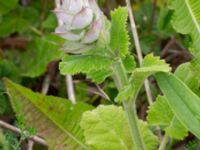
[110,7,129,57]
[0,0,18,14]
[81,105,159,150]
[59,55,112,75]
[4,78,93,150]
[122,55,136,73]
[115,54,171,102]
[20,36,63,77]
[175,63,200,96]
[169,0,200,74]
[148,96,173,126]
[147,96,188,139]
[0,130,5,149]
[169,0,200,55]
[87,69,112,84]
[0,15,28,37]
[157,8,174,37]
[156,73,200,139]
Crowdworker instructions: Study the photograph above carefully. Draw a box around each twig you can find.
[161,36,176,57]
[27,140,34,150]
[41,73,52,95]
[125,0,153,105]
[65,75,76,104]
[0,120,47,147]
[55,0,76,104]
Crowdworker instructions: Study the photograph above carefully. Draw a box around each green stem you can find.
[112,59,146,150]
[123,101,146,150]
[158,134,169,150]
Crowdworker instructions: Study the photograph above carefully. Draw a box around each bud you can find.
[54,0,106,53]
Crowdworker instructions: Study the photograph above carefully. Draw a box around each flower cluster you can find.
[54,0,105,53]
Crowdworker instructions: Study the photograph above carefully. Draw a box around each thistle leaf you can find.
[4,78,93,150]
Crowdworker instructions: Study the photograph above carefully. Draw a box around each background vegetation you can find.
[0,0,199,149]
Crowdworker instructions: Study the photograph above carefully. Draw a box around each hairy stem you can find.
[112,60,146,150]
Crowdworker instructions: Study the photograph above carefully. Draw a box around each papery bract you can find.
[54,0,106,53]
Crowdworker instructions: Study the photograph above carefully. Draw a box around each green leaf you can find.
[148,96,174,126]
[147,96,188,139]
[4,78,93,150]
[21,36,63,77]
[42,13,57,29]
[0,130,6,149]
[0,0,18,14]
[59,55,112,75]
[175,62,200,96]
[155,72,200,139]
[157,8,174,38]
[122,55,136,73]
[115,54,171,102]
[0,15,28,37]
[81,105,159,150]
[169,0,200,56]
[165,117,188,139]
[87,69,112,84]
[110,7,129,57]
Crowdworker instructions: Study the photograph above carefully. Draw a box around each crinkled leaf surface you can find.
[110,7,129,57]
[81,105,159,150]
[115,54,171,102]
[59,55,112,75]
[87,69,112,84]
[156,72,200,139]
[122,55,136,73]
[4,78,93,150]
[147,96,188,139]
[165,117,188,139]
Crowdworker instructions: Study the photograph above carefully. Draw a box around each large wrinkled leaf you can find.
[115,54,171,102]
[81,105,159,150]
[4,78,93,150]
[155,73,200,139]
[147,96,188,139]
[59,55,112,75]
[110,7,129,57]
